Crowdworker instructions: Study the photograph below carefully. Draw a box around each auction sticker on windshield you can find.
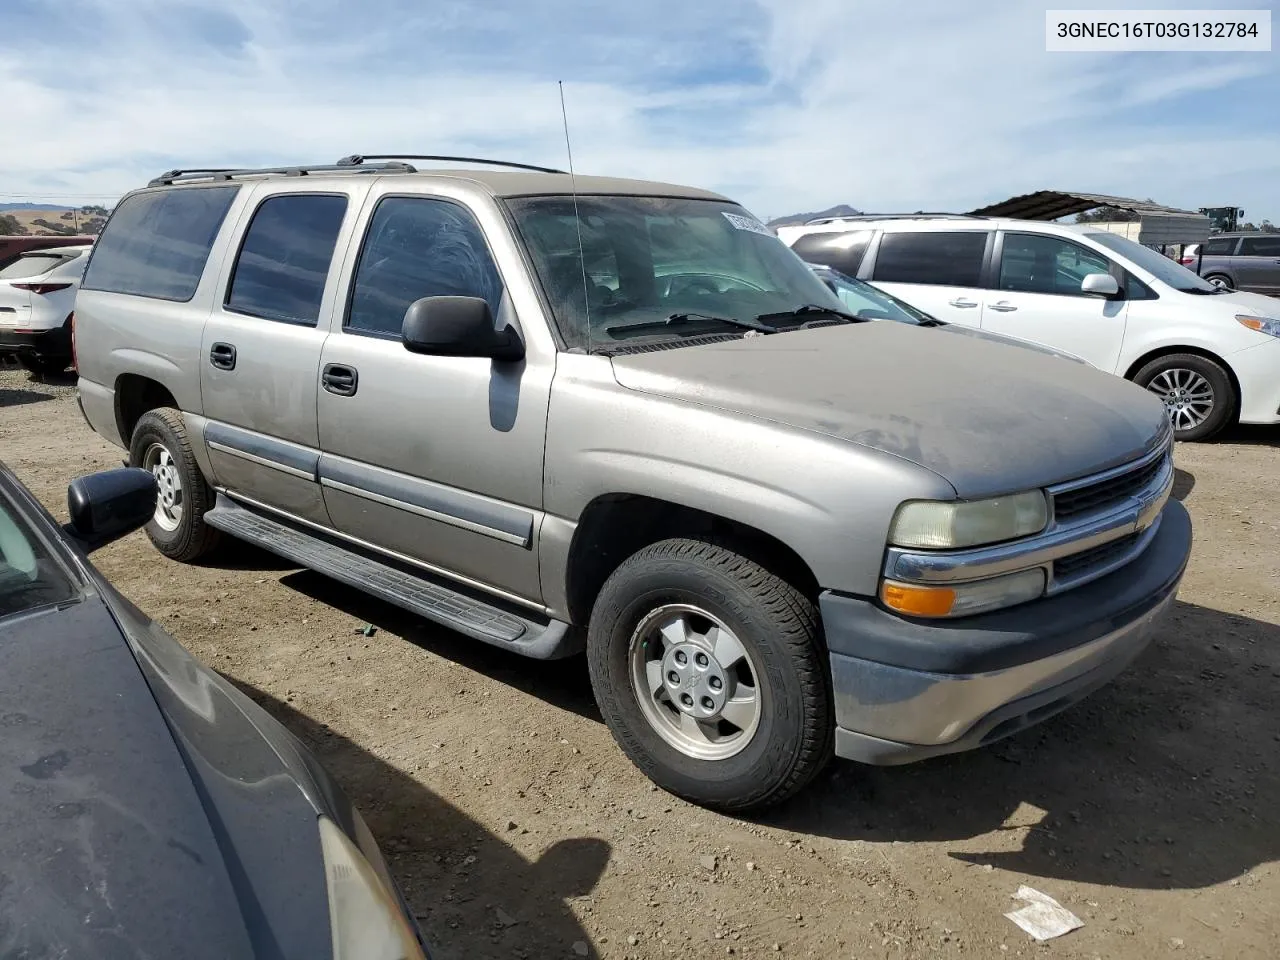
[723,212,774,236]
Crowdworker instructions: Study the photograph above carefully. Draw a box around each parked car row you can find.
[779,215,1280,442]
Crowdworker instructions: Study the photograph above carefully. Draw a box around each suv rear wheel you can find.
[587,538,832,811]
[128,408,221,561]
[1133,353,1236,442]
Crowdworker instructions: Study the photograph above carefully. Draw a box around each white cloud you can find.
[0,0,1275,220]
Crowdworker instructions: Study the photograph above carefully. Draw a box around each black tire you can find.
[18,354,68,375]
[128,407,221,561]
[587,538,832,812]
[1203,273,1233,289]
[1132,352,1236,442]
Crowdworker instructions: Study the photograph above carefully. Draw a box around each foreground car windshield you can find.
[1086,232,1221,293]
[812,266,937,324]
[0,493,77,619]
[505,196,845,351]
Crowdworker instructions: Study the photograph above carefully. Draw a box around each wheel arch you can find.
[1123,345,1242,416]
[114,373,179,448]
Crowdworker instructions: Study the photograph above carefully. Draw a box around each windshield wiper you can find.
[605,313,777,337]
[753,304,864,325]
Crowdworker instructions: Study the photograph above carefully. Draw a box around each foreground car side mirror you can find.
[401,296,525,362]
[1081,273,1120,298]
[64,468,157,554]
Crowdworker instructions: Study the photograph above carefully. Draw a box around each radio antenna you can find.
[559,80,593,355]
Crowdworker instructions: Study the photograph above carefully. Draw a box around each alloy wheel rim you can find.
[628,603,762,761]
[1146,368,1214,432]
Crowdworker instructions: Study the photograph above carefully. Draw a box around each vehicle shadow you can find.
[1172,467,1195,501]
[225,676,610,960]
[757,599,1279,891]
[0,387,55,408]
[1219,424,1279,448]
[279,570,601,723]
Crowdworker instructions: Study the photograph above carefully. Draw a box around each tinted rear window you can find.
[790,230,873,277]
[226,194,348,325]
[82,186,239,301]
[1201,237,1237,256]
[872,231,989,287]
[0,254,64,280]
[1239,236,1280,257]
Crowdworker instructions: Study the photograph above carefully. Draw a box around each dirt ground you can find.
[1,365,1276,960]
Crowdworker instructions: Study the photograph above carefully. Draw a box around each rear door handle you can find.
[948,298,979,308]
[209,342,237,370]
[322,363,358,397]
[987,301,1018,312]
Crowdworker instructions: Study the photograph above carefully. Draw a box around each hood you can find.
[609,322,1169,497]
[1203,288,1280,318]
[0,595,333,960]
[933,323,1090,365]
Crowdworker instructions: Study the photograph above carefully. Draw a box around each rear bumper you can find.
[0,325,71,359]
[821,498,1191,765]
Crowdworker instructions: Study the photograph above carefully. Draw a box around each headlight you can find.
[319,815,427,960]
[881,567,1046,618]
[1236,314,1280,339]
[888,491,1048,549]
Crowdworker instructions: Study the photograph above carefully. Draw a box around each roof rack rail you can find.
[147,161,417,187]
[804,212,987,225]
[336,154,567,175]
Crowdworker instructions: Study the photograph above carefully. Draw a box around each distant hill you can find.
[766,204,863,228]
[0,202,75,212]
[0,204,111,237]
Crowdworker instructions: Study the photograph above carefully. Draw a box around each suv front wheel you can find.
[587,538,833,811]
[129,408,221,562]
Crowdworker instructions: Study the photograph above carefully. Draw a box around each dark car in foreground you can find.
[0,463,429,959]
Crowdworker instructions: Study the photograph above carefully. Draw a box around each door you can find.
[865,229,993,327]
[981,232,1129,371]
[199,186,359,525]
[315,191,553,603]
[1234,235,1280,293]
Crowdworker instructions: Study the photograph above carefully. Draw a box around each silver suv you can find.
[72,156,1192,810]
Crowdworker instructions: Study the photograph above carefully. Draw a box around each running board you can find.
[204,495,582,660]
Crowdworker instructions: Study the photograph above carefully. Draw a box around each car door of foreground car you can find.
[864,229,993,328]
[979,231,1129,372]
[314,188,553,604]
[199,181,369,526]
[1234,235,1280,294]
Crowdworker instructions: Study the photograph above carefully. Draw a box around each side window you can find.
[789,230,872,277]
[1201,237,1237,256]
[998,233,1113,296]
[225,194,348,325]
[81,186,239,301]
[1238,236,1280,257]
[872,231,988,287]
[346,197,504,337]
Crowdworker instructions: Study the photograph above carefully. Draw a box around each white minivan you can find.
[779,215,1280,441]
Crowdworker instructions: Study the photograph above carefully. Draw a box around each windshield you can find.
[0,490,77,620]
[1085,232,1219,293]
[505,196,845,351]
[809,265,937,324]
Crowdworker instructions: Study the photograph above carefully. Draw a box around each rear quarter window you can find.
[790,230,873,277]
[1201,238,1237,256]
[82,185,240,301]
[872,231,990,287]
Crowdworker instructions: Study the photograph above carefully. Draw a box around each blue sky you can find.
[1,0,1276,221]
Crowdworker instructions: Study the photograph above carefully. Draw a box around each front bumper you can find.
[822,497,1191,765]
[1229,338,1280,425]
[0,324,71,359]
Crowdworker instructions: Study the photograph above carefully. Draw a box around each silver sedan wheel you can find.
[142,441,184,532]
[1146,368,1215,433]
[628,603,762,761]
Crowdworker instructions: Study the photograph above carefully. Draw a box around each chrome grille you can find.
[1051,442,1172,523]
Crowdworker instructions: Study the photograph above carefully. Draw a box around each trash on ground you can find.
[1004,885,1084,941]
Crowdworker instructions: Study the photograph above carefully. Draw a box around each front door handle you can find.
[322,363,358,397]
[210,342,237,370]
[948,298,979,308]
[987,301,1018,312]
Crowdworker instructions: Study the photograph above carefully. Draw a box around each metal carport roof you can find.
[968,191,1211,245]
